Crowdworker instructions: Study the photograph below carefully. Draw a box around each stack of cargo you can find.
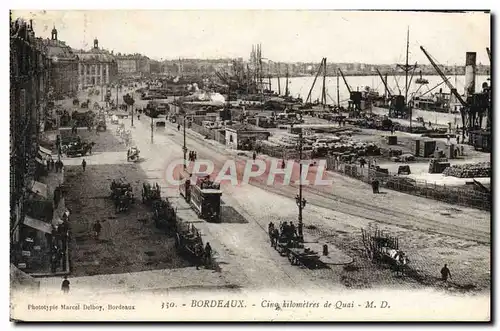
[442,162,491,178]
[428,158,451,174]
[412,139,436,158]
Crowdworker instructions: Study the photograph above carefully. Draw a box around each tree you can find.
[123,93,135,109]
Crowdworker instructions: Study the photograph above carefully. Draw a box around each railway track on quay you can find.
[160,122,490,245]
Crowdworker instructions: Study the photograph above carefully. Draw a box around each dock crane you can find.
[376,68,393,99]
[338,69,363,114]
[486,47,491,63]
[421,46,491,151]
[305,58,326,105]
[375,68,408,118]
[420,46,469,132]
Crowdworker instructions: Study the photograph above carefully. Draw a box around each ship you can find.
[415,71,429,85]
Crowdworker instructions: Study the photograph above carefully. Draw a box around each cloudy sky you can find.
[12,10,490,65]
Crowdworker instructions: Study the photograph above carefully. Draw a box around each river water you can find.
[270,75,490,105]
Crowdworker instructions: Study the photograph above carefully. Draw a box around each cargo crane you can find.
[375,68,406,118]
[305,58,326,105]
[420,46,491,152]
[338,68,362,114]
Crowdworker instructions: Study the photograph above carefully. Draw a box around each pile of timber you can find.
[442,162,491,178]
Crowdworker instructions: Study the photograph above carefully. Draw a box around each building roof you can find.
[227,123,269,133]
[74,47,116,63]
[38,38,78,61]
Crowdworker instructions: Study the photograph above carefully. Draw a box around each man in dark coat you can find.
[81,159,86,172]
[61,276,70,293]
[204,242,212,268]
[441,264,452,282]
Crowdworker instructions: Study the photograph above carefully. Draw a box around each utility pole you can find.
[150,115,154,143]
[183,112,187,169]
[131,104,134,127]
[295,129,307,242]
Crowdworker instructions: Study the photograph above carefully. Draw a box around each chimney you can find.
[464,52,477,98]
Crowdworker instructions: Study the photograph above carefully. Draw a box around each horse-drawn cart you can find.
[361,228,409,275]
[269,223,325,269]
[152,199,177,233]
[142,182,161,205]
[110,179,135,213]
[65,141,95,157]
[175,223,204,261]
[127,147,140,162]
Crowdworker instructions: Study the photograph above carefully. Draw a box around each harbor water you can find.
[271,75,490,105]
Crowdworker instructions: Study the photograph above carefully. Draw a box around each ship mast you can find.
[277,63,281,95]
[396,27,416,131]
[285,65,289,97]
[336,69,340,107]
[322,58,327,108]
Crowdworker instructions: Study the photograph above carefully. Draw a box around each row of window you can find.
[80,64,109,76]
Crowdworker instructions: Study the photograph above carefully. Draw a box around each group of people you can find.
[194,241,213,270]
[45,155,64,173]
[50,218,70,274]
[268,221,300,248]
[188,151,198,162]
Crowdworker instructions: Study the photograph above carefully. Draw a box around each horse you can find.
[379,247,410,276]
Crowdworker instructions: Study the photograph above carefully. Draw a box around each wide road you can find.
[154,118,490,245]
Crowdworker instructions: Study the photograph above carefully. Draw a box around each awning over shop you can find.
[10,264,40,290]
[35,157,44,164]
[30,181,48,198]
[23,216,52,234]
[38,146,52,156]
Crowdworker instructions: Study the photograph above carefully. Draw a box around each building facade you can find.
[38,26,79,99]
[10,17,51,244]
[74,38,118,89]
[115,53,151,76]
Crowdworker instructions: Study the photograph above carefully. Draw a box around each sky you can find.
[11,10,491,65]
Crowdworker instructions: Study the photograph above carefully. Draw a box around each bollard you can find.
[323,244,329,256]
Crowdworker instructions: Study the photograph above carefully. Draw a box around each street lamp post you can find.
[150,113,154,144]
[182,110,187,169]
[295,129,307,242]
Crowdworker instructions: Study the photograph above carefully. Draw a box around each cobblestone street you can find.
[62,124,192,277]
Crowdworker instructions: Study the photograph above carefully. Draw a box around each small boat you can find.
[415,71,429,85]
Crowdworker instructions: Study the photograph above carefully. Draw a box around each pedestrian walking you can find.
[137,114,140,120]
[61,276,70,294]
[440,264,452,282]
[81,159,86,172]
[460,145,464,156]
[252,151,257,161]
[194,243,204,270]
[204,242,212,268]
[177,124,181,131]
[93,220,102,239]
